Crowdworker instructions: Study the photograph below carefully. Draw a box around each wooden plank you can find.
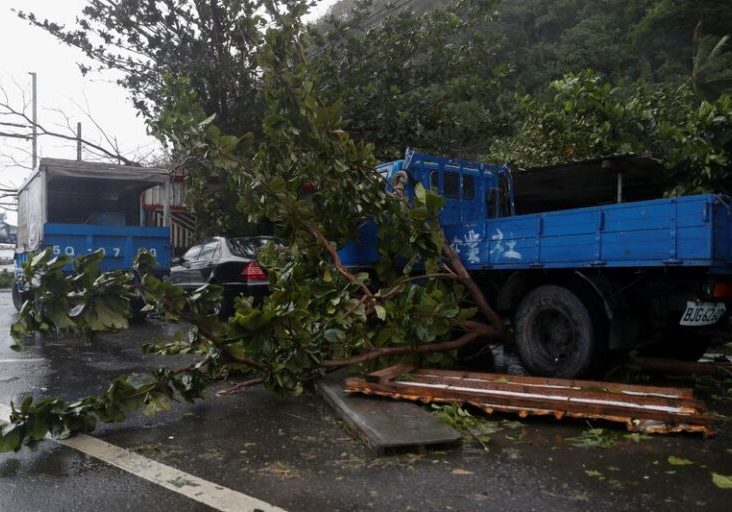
[459,401,711,436]
[410,368,695,399]
[365,363,416,383]
[403,372,706,412]
[345,378,714,427]
[317,371,461,455]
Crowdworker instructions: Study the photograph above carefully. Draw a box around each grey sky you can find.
[0,0,338,223]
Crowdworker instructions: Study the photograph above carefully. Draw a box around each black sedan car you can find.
[170,236,271,317]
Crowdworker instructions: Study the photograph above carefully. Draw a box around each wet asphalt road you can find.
[1,288,731,511]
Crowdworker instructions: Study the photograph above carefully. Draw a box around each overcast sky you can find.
[0,0,338,223]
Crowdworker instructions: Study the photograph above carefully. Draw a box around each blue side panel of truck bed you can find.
[446,194,732,272]
[16,223,171,272]
[338,221,380,268]
[336,151,732,274]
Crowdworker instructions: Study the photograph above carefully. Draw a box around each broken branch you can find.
[322,331,482,367]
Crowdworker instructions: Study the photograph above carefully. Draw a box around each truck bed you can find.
[16,223,171,272]
[447,194,732,272]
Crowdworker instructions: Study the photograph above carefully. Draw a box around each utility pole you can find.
[29,72,38,169]
[76,122,82,161]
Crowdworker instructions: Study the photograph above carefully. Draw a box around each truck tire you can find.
[11,281,24,311]
[218,292,235,321]
[129,298,149,323]
[514,285,601,378]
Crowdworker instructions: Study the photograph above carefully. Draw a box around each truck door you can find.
[484,169,513,219]
[460,171,482,225]
[439,168,462,228]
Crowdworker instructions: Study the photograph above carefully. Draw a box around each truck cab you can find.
[398,150,515,269]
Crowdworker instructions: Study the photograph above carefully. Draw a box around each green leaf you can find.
[21,396,33,413]
[27,415,49,441]
[144,394,172,416]
[414,182,427,205]
[712,473,732,489]
[30,249,51,267]
[323,329,345,343]
[0,424,22,453]
[198,113,216,127]
[69,303,86,318]
[374,305,386,320]
[270,176,287,193]
[668,456,694,466]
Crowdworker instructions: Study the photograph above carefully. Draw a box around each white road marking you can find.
[0,404,287,512]
[0,358,46,364]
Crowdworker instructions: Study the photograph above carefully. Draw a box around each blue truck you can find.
[339,150,732,378]
[13,158,172,309]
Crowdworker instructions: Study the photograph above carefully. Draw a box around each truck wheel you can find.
[514,285,600,378]
[642,331,711,361]
[11,281,25,311]
[217,291,236,320]
[129,298,149,323]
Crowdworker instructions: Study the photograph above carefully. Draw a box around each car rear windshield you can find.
[227,237,272,258]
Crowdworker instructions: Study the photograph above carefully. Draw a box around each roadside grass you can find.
[0,269,14,289]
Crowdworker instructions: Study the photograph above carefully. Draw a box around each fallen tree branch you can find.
[322,331,482,367]
[380,272,462,299]
[302,219,376,301]
[460,319,498,338]
[216,377,264,396]
[443,243,504,335]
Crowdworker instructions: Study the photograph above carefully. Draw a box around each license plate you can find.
[680,301,726,326]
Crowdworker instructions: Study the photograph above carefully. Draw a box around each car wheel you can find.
[514,285,601,378]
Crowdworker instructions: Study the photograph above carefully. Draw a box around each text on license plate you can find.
[680,301,726,326]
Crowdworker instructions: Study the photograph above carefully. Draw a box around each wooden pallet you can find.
[345,365,716,437]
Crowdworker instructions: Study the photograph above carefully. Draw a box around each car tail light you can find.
[241,261,267,281]
[713,282,732,299]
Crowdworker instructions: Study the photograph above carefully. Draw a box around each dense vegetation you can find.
[312,0,732,183]
[321,0,732,90]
